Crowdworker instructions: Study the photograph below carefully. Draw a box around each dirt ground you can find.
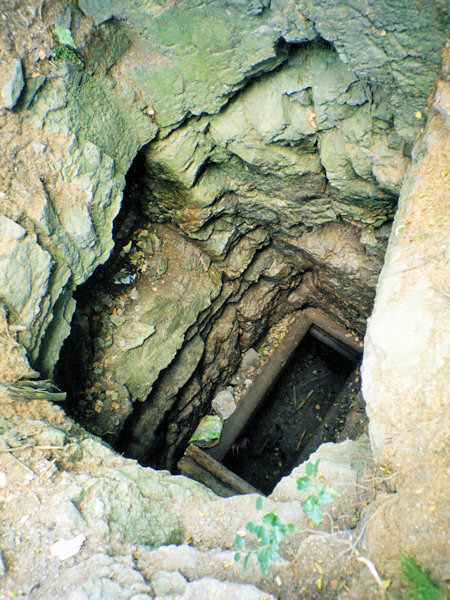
[1,383,448,600]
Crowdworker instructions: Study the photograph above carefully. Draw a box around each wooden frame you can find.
[177,308,363,496]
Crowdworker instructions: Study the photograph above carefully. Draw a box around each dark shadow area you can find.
[54,150,151,432]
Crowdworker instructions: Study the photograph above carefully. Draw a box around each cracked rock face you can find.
[0,2,448,466]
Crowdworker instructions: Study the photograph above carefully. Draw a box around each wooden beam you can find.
[178,444,261,497]
[304,308,363,359]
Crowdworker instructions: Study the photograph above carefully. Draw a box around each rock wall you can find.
[362,49,450,470]
[359,49,449,578]
[0,1,157,381]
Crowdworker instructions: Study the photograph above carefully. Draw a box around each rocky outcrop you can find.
[0,0,447,472]
[0,2,156,381]
[0,388,376,600]
[0,0,445,378]
[360,48,449,580]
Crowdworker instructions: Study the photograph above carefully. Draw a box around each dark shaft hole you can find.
[222,334,357,495]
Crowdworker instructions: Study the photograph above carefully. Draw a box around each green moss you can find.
[54,44,84,68]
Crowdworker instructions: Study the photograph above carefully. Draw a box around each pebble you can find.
[212,390,236,419]
[1,58,24,109]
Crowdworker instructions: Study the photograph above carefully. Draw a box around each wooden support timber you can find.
[304,308,363,362]
[177,443,261,497]
[207,311,312,462]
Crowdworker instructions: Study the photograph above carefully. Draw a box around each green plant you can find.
[390,553,448,600]
[52,25,83,68]
[296,459,340,526]
[234,496,294,575]
[235,459,340,575]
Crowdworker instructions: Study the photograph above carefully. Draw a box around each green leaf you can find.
[310,505,322,526]
[302,496,317,513]
[317,491,335,504]
[316,482,325,494]
[297,476,313,492]
[234,552,241,562]
[258,528,271,546]
[305,461,314,477]
[268,549,281,564]
[236,535,245,550]
[53,25,76,49]
[327,486,340,498]
[255,496,263,511]
[318,486,340,504]
[287,523,295,533]
[312,459,320,477]
[257,547,271,574]
[243,553,251,570]
[246,521,258,533]
[262,512,279,526]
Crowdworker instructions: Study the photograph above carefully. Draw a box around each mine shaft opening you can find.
[221,333,357,495]
[54,146,371,496]
[177,312,366,497]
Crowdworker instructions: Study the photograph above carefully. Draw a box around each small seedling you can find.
[235,460,340,574]
[234,496,295,575]
[296,459,340,526]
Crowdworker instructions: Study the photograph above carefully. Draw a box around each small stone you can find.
[0,551,5,576]
[1,58,24,109]
[149,233,162,252]
[212,389,236,419]
[110,314,127,327]
[35,425,66,447]
[18,74,45,109]
[241,348,259,370]
[57,501,87,529]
